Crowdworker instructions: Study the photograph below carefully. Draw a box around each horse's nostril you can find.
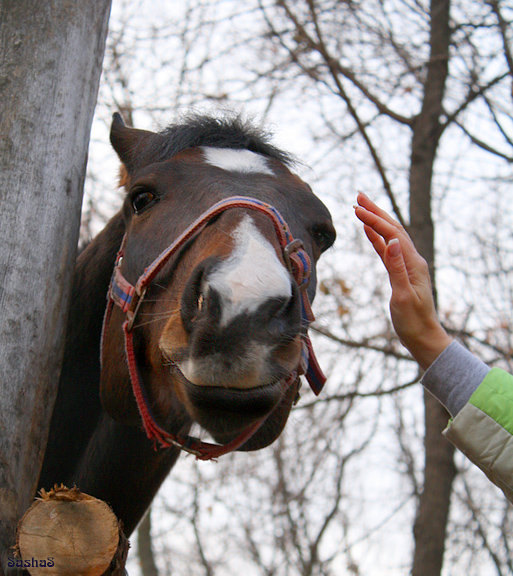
[261,285,301,342]
[189,292,206,326]
[263,296,291,321]
[181,258,222,332]
[181,264,207,332]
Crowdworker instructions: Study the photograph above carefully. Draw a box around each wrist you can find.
[404,325,453,371]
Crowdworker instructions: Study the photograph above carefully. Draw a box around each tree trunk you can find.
[408,1,457,575]
[16,486,126,576]
[138,508,160,576]
[0,2,111,573]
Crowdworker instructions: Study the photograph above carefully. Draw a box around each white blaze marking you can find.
[202,147,274,175]
[208,215,291,325]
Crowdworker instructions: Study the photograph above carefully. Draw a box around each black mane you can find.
[150,114,294,167]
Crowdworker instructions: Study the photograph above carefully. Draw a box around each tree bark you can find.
[0,2,111,573]
[408,1,457,575]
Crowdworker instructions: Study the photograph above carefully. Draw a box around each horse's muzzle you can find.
[176,254,302,390]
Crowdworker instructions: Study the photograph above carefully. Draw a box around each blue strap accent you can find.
[111,278,133,307]
[306,364,324,396]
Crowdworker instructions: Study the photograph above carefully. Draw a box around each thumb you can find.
[384,238,411,292]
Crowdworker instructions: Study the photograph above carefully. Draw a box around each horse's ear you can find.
[109,112,155,173]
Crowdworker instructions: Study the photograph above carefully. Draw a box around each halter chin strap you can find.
[102,196,326,459]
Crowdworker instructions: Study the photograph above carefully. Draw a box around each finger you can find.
[356,193,403,229]
[363,224,386,262]
[355,204,403,244]
[355,195,427,284]
[355,200,421,271]
[383,238,414,295]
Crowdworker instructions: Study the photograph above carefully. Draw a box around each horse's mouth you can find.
[168,361,293,445]
[184,377,285,417]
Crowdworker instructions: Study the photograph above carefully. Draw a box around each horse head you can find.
[100,113,336,457]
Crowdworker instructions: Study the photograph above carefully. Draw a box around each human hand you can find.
[354,193,452,370]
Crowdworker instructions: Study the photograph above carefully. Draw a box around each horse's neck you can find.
[70,213,126,350]
[71,411,183,534]
[60,212,126,391]
[39,213,126,489]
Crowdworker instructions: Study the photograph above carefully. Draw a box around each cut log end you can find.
[15,485,128,576]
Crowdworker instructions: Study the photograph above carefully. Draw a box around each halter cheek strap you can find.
[102,196,326,459]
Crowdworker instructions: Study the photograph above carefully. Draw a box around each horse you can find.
[38,113,336,536]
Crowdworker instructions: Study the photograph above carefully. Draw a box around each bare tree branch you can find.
[486,0,513,80]
[273,0,408,227]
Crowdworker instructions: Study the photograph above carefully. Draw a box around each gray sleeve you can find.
[421,340,490,417]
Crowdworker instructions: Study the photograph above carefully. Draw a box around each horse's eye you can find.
[131,188,158,214]
[312,223,336,253]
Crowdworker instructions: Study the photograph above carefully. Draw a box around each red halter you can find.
[101,196,326,460]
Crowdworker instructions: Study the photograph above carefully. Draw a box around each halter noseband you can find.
[102,196,326,460]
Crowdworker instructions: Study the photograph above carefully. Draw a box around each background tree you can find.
[0,2,111,572]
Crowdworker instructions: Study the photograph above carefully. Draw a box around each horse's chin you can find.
[168,363,299,451]
[230,377,299,451]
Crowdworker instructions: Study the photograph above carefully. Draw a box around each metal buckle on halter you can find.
[283,239,304,272]
[126,285,147,331]
[283,238,310,289]
[167,436,204,458]
[167,436,203,460]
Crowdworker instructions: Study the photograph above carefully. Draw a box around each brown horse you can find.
[38,113,336,535]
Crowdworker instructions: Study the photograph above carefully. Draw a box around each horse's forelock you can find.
[148,115,295,168]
